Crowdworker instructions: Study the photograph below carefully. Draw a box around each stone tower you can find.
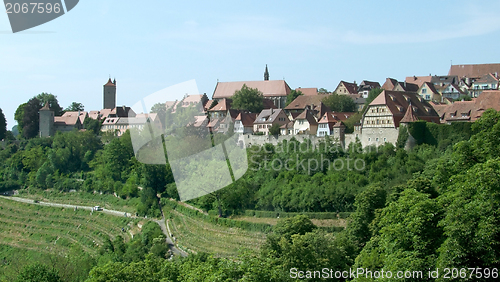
[39,103,54,137]
[264,64,269,81]
[103,78,116,109]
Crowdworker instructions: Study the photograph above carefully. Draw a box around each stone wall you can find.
[238,126,401,149]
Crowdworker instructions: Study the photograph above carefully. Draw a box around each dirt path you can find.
[0,195,187,257]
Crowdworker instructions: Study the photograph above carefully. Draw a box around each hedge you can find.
[162,199,273,233]
[244,210,351,220]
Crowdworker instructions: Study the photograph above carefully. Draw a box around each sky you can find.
[1,0,500,129]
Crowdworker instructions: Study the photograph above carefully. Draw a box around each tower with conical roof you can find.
[39,103,54,137]
[264,64,269,81]
[103,78,116,109]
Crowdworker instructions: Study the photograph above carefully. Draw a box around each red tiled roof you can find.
[208,98,232,112]
[235,112,257,127]
[284,95,326,111]
[382,78,399,91]
[449,63,500,78]
[213,80,291,99]
[369,90,440,126]
[360,80,381,88]
[338,81,358,95]
[295,109,318,125]
[405,76,432,87]
[295,87,318,96]
[104,78,115,87]
[400,104,419,123]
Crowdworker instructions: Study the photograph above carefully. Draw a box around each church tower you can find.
[103,78,116,109]
[264,64,269,81]
[39,103,54,137]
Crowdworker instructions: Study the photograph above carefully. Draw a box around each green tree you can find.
[365,88,383,106]
[64,102,84,112]
[15,263,62,282]
[322,93,356,112]
[83,117,101,135]
[0,108,6,140]
[36,93,63,116]
[231,84,264,113]
[14,102,26,137]
[269,123,281,136]
[318,88,329,94]
[437,158,500,272]
[285,89,303,106]
[22,97,41,139]
[150,103,167,129]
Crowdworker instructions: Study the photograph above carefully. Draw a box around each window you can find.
[425,95,430,100]
[376,120,380,124]
[368,138,371,141]
[384,138,387,142]
[376,138,379,142]
[422,88,427,94]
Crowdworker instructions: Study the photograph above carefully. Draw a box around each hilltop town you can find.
[37,63,500,149]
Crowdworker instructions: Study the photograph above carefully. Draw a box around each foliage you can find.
[231,84,264,113]
[0,108,6,140]
[268,123,281,135]
[83,117,101,135]
[15,263,62,282]
[322,93,356,112]
[365,88,383,106]
[285,89,303,107]
[64,102,84,112]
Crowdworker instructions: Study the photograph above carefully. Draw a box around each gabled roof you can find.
[368,90,440,126]
[212,80,291,99]
[235,112,257,127]
[337,81,358,95]
[359,80,381,88]
[54,112,82,126]
[209,98,232,112]
[420,82,440,95]
[111,106,135,117]
[443,84,465,94]
[284,95,326,111]
[405,76,432,87]
[449,63,500,78]
[382,78,399,91]
[280,121,294,129]
[254,109,287,124]
[192,115,208,127]
[430,75,459,85]
[396,81,419,92]
[295,87,318,96]
[295,109,318,125]
[473,73,499,84]
[88,111,100,120]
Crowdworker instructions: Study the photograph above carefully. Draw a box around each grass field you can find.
[167,209,266,258]
[0,197,137,256]
[230,215,348,228]
[15,189,140,213]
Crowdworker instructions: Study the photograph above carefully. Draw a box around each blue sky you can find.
[1,0,500,129]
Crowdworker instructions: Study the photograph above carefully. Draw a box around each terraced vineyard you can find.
[168,209,266,257]
[0,197,137,255]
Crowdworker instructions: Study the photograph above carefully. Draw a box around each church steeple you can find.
[264,64,269,81]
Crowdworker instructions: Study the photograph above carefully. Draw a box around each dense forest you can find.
[1,100,499,280]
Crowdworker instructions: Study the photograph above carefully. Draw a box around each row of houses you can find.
[39,63,500,149]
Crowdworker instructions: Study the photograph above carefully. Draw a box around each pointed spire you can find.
[113,78,116,85]
[400,103,419,123]
[264,64,269,81]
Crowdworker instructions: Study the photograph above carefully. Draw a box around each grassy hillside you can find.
[15,189,140,214]
[168,209,266,257]
[0,197,137,255]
